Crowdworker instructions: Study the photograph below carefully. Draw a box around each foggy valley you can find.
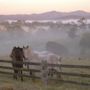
[0,19,90,58]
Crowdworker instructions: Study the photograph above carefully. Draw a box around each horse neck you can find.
[24,48,33,58]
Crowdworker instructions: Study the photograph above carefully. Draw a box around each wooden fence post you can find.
[41,60,49,86]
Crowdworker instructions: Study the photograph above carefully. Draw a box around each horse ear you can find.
[13,46,16,49]
[23,46,25,48]
[15,46,18,48]
[27,45,29,48]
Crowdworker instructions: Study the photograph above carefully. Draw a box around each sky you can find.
[0,0,90,15]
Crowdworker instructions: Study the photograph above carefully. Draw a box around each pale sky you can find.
[0,0,90,14]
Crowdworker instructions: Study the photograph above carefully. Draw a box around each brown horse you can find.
[10,46,25,81]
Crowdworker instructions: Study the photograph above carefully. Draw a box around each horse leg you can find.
[48,68,54,78]
[20,70,23,81]
[13,69,18,80]
[27,64,33,76]
[27,64,29,70]
[29,67,35,81]
[30,71,33,76]
[19,68,23,81]
[12,64,17,80]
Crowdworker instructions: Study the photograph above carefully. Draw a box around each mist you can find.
[0,19,90,57]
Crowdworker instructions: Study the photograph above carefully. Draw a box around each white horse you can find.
[23,46,62,78]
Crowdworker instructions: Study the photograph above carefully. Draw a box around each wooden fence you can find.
[0,60,90,86]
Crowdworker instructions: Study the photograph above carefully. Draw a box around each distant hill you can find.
[0,10,90,20]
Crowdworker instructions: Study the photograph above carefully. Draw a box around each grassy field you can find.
[0,74,90,90]
[0,56,90,90]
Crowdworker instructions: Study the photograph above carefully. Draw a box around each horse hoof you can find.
[21,79,24,82]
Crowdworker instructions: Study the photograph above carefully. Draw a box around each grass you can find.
[0,75,90,90]
[0,56,90,90]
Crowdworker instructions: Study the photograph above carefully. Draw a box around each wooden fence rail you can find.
[0,60,90,86]
[0,60,90,69]
[0,65,90,78]
[0,70,90,86]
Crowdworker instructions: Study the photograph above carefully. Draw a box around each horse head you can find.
[11,46,25,61]
[23,46,33,60]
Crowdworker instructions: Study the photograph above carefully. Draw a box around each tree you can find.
[68,26,77,39]
[79,32,90,57]
[46,41,68,56]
